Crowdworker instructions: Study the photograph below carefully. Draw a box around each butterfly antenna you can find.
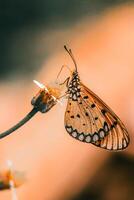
[0,107,38,139]
[64,45,78,72]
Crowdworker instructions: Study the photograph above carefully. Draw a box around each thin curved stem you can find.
[0,107,38,139]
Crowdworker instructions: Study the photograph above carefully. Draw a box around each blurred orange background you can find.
[0,2,134,200]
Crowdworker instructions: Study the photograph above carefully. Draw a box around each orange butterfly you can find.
[63,46,130,151]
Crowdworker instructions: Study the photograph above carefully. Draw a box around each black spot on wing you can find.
[110,121,118,129]
[70,115,74,118]
[95,117,98,120]
[85,112,89,116]
[77,114,80,118]
[101,109,106,115]
[91,103,95,108]
[83,96,88,99]
[114,121,118,126]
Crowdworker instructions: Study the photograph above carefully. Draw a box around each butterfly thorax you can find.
[68,71,81,101]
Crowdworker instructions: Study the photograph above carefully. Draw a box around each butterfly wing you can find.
[65,82,129,150]
[82,83,129,150]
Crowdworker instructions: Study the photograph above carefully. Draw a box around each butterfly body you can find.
[68,71,81,101]
[64,46,130,151]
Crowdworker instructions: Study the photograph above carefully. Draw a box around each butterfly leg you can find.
[59,77,70,87]
[56,65,72,82]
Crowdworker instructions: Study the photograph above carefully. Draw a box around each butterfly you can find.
[63,45,130,151]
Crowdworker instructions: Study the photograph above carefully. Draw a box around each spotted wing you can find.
[64,82,129,150]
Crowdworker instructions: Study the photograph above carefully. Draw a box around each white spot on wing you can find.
[66,127,72,133]
[123,139,127,148]
[118,142,122,149]
[78,134,84,141]
[99,130,105,138]
[104,123,109,132]
[93,134,99,142]
[72,131,77,138]
[85,135,91,143]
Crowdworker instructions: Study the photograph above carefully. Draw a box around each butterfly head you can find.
[72,70,79,79]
